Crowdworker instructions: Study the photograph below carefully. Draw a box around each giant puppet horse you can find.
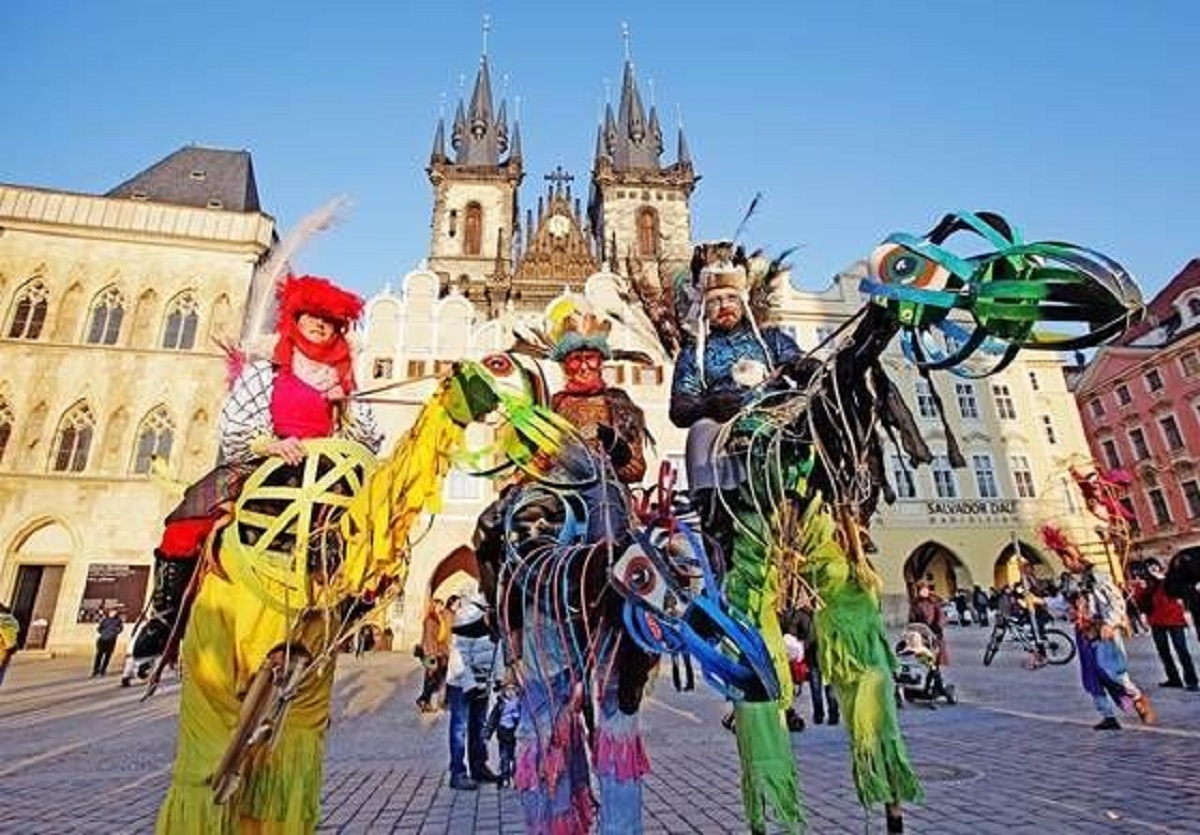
[155,355,573,835]
[471,347,779,834]
[629,211,1144,834]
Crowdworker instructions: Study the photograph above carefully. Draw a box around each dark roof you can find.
[1121,258,1200,344]
[105,146,261,212]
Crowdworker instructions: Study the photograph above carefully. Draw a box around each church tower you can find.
[588,41,697,286]
[427,36,523,303]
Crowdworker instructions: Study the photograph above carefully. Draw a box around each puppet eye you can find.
[623,555,658,596]
[482,353,514,376]
[868,244,951,290]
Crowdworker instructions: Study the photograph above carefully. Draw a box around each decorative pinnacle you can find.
[482,14,491,57]
[648,77,656,107]
[621,21,631,61]
[514,94,522,122]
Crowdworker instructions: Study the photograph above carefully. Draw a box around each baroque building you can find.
[0,147,274,651]
[1073,259,1200,564]
[360,44,1101,643]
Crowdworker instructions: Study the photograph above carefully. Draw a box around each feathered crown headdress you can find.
[545,296,613,361]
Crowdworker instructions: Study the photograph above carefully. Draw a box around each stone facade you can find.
[0,169,273,653]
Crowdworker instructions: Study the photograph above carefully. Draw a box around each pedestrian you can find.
[1132,559,1198,691]
[0,602,18,686]
[416,598,449,712]
[445,593,499,790]
[486,674,521,787]
[92,607,124,677]
[972,585,990,627]
[1055,540,1155,730]
[792,599,839,725]
[670,651,695,692]
[953,590,969,626]
[907,584,948,665]
[354,625,375,657]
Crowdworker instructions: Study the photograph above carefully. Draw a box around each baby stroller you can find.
[893,623,956,707]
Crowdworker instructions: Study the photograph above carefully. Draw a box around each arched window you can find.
[132,406,175,474]
[162,291,200,350]
[7,279,49,339]
[637,207,659,258]
[464,202,483,256]
[1189,297,1200,317]
[0,398,12,466]
[50,402,95,472]
[85,286,126,345]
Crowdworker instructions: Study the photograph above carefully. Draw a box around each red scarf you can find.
[272,316,356,395]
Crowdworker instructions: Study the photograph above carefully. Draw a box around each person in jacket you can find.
[907,584,947,665]
[91,608,124,677]
[1132,559,1198,691]
[444,593,499,790]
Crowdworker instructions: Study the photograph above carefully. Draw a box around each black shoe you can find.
[473,768,501,784]
[1094,717,1121,730]
[812,713,825,725]
[1186,683,1199,692]
[785,710,806,733]
[827,713,840,726]
[1158,680,1183,688]
[886,812,904,833]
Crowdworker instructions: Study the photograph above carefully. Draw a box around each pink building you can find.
[1073,259,1200,563]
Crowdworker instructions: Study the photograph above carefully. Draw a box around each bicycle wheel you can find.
[983,625,1004,666]
[1040,627,1077,665]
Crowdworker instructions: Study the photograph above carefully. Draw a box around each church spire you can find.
[607,27,662,171]
[676,125,691,167]
[430,117,447,164]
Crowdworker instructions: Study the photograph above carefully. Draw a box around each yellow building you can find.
[0,147,274,652]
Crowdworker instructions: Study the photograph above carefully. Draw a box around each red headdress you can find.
[272,274,364,394]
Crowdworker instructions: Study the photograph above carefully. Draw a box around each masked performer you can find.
[155,274,382,834]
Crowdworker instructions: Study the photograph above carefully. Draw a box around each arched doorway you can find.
[993,538,1053,589]
[903,542,970,600]
[5,520,72,649]
[428,545,481,602]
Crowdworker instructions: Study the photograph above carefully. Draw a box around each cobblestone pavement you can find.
[2,625,1199,834]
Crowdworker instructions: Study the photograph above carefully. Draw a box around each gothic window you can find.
[162,291,200,350]
[973,454,999,498]
[7,279,49,339]
[464,203,483,256]
[0,398,12,466]
[637,207,659,258]
[132,406,175,474]
[50,401,95,472]
[85,286,126,345]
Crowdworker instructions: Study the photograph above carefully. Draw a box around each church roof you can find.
[105,145,261,212]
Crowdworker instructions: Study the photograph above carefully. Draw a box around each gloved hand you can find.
[707,392,745,423]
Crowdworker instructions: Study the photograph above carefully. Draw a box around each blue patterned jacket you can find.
[669,322,801,427]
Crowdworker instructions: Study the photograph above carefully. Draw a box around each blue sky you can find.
[3,1,1197,301]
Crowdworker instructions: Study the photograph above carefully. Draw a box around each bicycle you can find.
[982,616,1076,666]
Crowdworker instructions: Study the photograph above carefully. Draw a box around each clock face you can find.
[547,214,571,238]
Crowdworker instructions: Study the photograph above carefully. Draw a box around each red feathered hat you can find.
[273,274,363,395]
[277,274,364,330]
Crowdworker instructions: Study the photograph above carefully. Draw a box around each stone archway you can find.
[4,519,73,648]
[993,538,1053,589]
[428,545,480,602]
[903,541,971,600]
